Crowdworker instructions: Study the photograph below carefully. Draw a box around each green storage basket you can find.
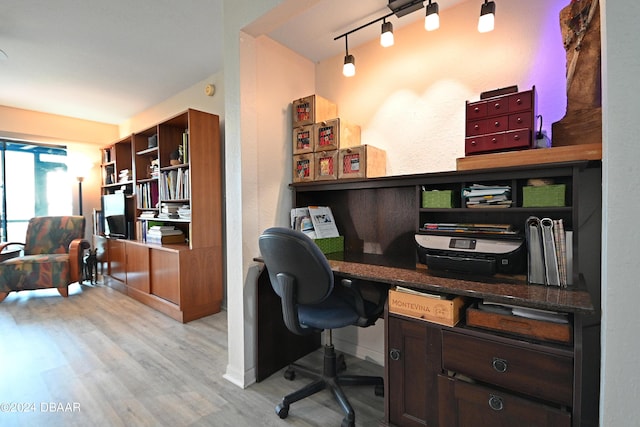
[422,190,455,208]
[522,184,566,207]
[313,236,344,254]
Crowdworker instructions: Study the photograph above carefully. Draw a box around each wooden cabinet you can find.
[465,87,536,155]
[102,109,223,323]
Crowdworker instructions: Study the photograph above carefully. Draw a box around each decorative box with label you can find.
[338,145,386,179]
[465,86,537,156]
[314,150,338,181]
[314,118,361,152]
[292,153,315,183]
[292,95,338,127]
[293,124,315,155]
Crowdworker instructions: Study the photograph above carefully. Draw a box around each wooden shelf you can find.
[456,143,602,171]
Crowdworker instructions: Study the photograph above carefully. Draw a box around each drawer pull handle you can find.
[492,357,508,373]
[474,124,480,130]
[494,103,501,109]
[491,138,498,144]
[494,121,500,128]
[488,394,504,411]
[517,117,523,123]
[513,134,520,141]
[389,348,401,361]
[516,98,522,105]
[474,107,480,113]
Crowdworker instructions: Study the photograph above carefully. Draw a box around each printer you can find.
[415,233,526,276]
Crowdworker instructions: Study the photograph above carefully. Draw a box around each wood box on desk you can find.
[292,124,315,155]
[292,95,338,127]
[338,145,386,179]
[466,305,572,344]
[315,118,361,152]
[293,153,315,183]
[314,150,339,181]
[388,289,466,327]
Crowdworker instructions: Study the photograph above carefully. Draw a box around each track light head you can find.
[380,21,394,47]
[478,0,496,33]
[424,1,440,32]
[343,54,356,77]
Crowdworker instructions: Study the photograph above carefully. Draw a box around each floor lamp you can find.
[77,176,84,216]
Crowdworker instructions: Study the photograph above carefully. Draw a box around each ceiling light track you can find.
[335,1,496,77]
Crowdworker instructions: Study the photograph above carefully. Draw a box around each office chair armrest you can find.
[340,278,388,327]
[277,272,316,336]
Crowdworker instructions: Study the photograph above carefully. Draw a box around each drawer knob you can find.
[516,98,522,105]
[389,348,401,361]
[474,124,480,130]
[513,134,520,141]
[517,117,523,123]
[494,102,501,109]
[488,394,504,411]
[491,138,498,144]
[471,140,477,146]
[474,107,480,113]
[494,121,500,128]
[492,357,508,373]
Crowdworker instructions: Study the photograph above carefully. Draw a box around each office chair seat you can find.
[259,227,386,427]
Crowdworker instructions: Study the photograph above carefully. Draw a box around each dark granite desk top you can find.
[328,259,595,315]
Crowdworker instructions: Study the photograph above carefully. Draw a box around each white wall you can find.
[600,0,640,424]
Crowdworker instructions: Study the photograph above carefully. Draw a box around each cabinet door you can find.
[149,249,180,305]
[108,239,126,283]
[387,315,441,427]
[438,375,571,427]
[125,243,150,293]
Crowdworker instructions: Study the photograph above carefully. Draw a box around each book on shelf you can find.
[463,184,512,207]
[422,222,517,234]
[146,233,186,244]
[525,216,572,287]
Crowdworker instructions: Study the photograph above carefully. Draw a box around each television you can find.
[101,193,132,239]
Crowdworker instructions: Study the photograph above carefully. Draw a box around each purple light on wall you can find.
[523,0,571,138]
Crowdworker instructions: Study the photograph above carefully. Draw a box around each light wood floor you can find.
[0,282,384,427]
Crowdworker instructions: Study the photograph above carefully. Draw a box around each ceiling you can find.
[0,0,463,125]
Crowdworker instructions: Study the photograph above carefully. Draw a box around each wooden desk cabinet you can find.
[291,160,601,426]
[386,312,578,427]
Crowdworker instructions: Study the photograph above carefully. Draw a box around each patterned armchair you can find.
[0,216,90,302]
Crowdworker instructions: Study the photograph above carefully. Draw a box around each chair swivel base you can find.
[275,344,383,427]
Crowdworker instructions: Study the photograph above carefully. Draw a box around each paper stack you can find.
[146,225,185,244]
[463,184,512,208]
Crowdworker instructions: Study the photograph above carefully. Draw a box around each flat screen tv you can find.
[102,193,131,239]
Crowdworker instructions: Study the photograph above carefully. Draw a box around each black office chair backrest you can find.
[259,227,334,305]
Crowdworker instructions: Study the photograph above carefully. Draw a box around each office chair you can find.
[258,227,386,427]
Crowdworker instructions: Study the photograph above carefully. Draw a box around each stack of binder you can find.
[525,216,572,287]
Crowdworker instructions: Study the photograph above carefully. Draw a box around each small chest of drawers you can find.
[465,87,537,155]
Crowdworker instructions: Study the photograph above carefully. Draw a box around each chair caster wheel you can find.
[275,403,289,419]
[284,367,296,381]
[341,417,355,427]
[375,384,384,397]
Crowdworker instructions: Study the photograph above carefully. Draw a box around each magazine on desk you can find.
[291,206,339,239]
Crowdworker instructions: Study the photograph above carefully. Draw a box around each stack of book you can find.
[146,225,185,244]
[118,169,132,183]
[157,202,181,219]
[463,184,512,208]
[525,216,572,287]
[177,205,191,220]
[422,222,517,235]
[139,211,157,220]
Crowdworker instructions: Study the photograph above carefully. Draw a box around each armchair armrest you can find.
[0,242,25,262]
[69,238,91,283]
[339,278,388,327]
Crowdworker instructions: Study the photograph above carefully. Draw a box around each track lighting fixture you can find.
[343,36,356,77]
[424,1,440,32]
[380,20,394,48]
[478,0,496,33]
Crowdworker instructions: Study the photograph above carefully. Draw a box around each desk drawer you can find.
[442,331,573,405]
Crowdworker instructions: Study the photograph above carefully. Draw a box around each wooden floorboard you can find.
[0,283,384,427]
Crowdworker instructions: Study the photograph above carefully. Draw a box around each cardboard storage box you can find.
[293,153,315,183]
[422,190,456,208]
[314,118,361,152]
[293,124,315,155]
[466,305,572,344]
[522,184,566,207]
[388,289,466,327]
[314,150,339,181]
[292,95,338,127]
[339,145,386,179]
